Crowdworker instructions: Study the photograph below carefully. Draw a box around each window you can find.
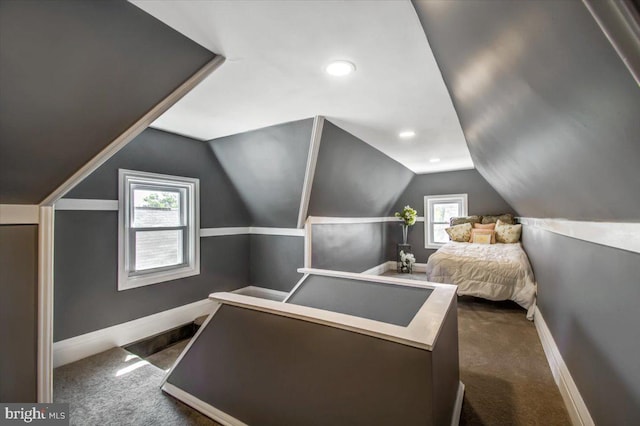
[118,169,199,290]
[424,194,468,249]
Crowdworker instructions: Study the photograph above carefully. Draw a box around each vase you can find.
[401,224,408,245]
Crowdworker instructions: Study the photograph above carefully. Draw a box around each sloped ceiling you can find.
[130,0,473,174]
[308,121,414,218]
[0,0,216,204]
[413,0,640,221]
[209,119,314,228]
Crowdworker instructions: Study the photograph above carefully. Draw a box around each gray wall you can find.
[387,169,515,262]
[413,1,640,422]
[55,212,249,341]
[167,304,441,425]
[55,129,251,340]
[412,0,640,222]
[68,128,250,227]
[312,223,387,273]
[0,0,216,204]
[0,225,38,402]
[249,235,304,292]
[208,119,313,228]
[522,227,640,424]
[308,121,414,217]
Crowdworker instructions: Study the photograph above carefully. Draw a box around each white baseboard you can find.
[534,307,594,426]
[53,299,217,368]
[163,379,464,426]
[451,381,465,426]
[162,382,247,426]
[232,286,289,302]
[362,261,428,275]
[361,262,392,275]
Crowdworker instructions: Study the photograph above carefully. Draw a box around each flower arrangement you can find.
[399,250,416,273]
[395,205,418,226]
[395,205,417,244]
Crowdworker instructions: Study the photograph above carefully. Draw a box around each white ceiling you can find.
[130,0,474,174]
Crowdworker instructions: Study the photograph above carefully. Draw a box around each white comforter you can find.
[426,242,537,319]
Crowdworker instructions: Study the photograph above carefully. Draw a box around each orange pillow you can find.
[473,223,496,230]
[470,228,496,244]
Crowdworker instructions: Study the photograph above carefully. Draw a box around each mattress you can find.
[426,242,537,319]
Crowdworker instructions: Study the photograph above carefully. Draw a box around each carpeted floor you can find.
[456,296,570,425]
[54,276,571,425]
[383,270,570,425]
[54,347,219,425]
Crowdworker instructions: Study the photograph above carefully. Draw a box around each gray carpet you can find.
[457,296,570,425]
[384,270,570,425]
[54,347,218,426]
[55,275,571,425]
[146,339,190,371]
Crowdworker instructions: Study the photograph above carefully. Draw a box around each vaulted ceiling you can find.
[130,0,473,174]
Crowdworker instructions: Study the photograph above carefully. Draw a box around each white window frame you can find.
[118,169,200,291]
[424,194,468,249]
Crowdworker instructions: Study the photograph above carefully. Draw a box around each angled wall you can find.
[387,169,516,262]
[306,121,414,272]
[207,119,313,292]
[0,225,38,402]
[308,121,414,218]
[413,0,640,423]
[0,0,216,204]
[55,129,250,341]
[208,119,313,228]
[413,0,640,221]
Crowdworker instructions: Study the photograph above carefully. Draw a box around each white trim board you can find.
[0,204,39,224]
[200,227,250,237]
[451,382,465,426]
[53,299,217,368]
[40,56,225,206]
[55,198,118,211]
[162,383,248,426]
[534,307,594,426]
[519,217,640,254]
[362,261,427,275]
[232,286,289,302]
[200,227,305,237]
[37,206,54,403]
[307,216,425,224]
[297,115,324,229]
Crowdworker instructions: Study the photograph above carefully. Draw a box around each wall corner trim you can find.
[40,55,226,206]
[534,307,595,426]
[0,204,40,224]
[297,115,325,229]
[199,227,305,237]
[162,382,248,426]
[55,199,118,211]
[52,299,217,368]
[518,217,640,254]
[37,206,54,403]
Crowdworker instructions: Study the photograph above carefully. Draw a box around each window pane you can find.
[132,189,182,227]
[433,224,450,243]
[134,230,184,271]
[433,203,460,223]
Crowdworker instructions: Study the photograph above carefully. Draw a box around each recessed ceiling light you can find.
[429,158,441,163]
[325,60,356,76]
[399,130,416,139]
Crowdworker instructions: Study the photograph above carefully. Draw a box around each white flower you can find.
[399,250,416,266]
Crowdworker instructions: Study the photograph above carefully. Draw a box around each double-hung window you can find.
[424,194,468,249]
[118,169,199,290]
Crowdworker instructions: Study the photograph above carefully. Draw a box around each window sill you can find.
[118,266,200,291]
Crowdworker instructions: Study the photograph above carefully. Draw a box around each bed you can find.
[425,241,537,319]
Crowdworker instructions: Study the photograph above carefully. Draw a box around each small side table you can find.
[397,243,413,273]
